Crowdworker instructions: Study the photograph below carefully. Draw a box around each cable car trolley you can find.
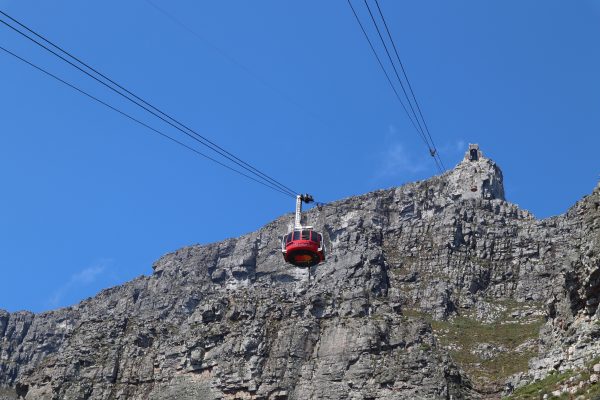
[281,194,325,268]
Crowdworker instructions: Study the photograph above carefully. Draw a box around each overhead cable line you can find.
[372,0,445,170]
[0,10,298,197]
[346,0,444,173]
[362,1,429,148]
[0,45,296,199]
[0,11,297,197]
[361,0,444,173]
[143,0,330,130]
[346,1,431,150]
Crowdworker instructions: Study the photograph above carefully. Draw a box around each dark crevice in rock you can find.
[14,383,28,398]
[584,267,600,315]
[565,270,585,313]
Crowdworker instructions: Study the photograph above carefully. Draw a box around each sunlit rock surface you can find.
[1,145,599,399]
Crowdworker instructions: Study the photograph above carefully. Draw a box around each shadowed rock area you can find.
[1,146,599,399]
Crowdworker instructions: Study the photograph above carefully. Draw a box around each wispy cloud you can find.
[435,138,467,167]
[438,138,466,156]
[374,126,468,180]
[378,142,428,177]
[453,139,466,153]
[374,125,429,179]
[49,260,113,308]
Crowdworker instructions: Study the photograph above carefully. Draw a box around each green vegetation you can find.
[504,357,600,399]
[504,371,600,400]
[420,343,432,352]
[588,380,600,399]
[401,308,427,319]
[431,316,544,386]
[506,370,575,399]
[403,306,545,390]
[431,316,542,349]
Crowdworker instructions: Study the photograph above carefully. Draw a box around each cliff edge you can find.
[1,145,599,399]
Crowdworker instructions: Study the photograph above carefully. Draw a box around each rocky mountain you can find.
[1,145,599,400]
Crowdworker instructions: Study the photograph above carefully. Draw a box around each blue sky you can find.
[1,1,599,312]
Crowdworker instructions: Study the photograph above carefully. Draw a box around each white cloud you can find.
[433,138,467,168]
[72,265,106,285]
[378,142,428,177]
[49,260,111,308]
[374,125,430,179]
[437,138,466,155]
[387,124,397,137]
[455,139,466,153]
[373,125,469,180]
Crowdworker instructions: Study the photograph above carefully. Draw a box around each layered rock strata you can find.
[1,146,598,399]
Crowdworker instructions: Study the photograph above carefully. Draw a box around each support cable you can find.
[373,0,446,170]
[363,0,430,149]
[143,0,330,130]
[347,0,445,173]
[0,45,296,199]
[0,11,299,197]
[346,0,431,149]
[362,0,443,173]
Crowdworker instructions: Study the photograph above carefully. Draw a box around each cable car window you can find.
[302,230,310,240]
[293,231,300,240]
[317,233,322,242]
[311,231,320,242]
[286,233,291,243]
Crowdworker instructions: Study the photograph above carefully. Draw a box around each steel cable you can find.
[0,11,299,197]
[0,45,296,199]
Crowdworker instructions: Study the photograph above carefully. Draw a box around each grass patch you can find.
[432,317,542,348]
[402,308,428,319]
[587,381,600,398]
[420,343,432,352]
[505,370,575,399]
[431,316,544,388]
[504,357,600,399]
[402,305,545,391]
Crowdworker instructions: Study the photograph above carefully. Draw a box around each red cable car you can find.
[281,194,325,268]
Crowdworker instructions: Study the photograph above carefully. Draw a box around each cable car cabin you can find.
[281,228,325,268]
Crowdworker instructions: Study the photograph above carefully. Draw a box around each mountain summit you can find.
[1,145,599,399]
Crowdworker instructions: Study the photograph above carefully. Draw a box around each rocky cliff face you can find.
[1,147,599,400]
